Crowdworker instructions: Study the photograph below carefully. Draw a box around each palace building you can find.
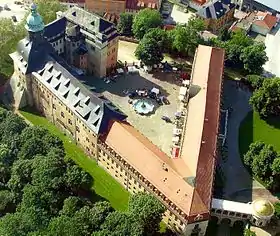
[8,3,225,236]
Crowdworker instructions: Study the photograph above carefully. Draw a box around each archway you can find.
[210,216,219,224]
[233,220,244,228]
[232,220,245,234]
[220,218,231,225]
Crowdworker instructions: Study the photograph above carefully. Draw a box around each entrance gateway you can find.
[211,198,275,227]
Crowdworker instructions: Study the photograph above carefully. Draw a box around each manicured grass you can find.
[19,110,129,211]
[239,111,280,158]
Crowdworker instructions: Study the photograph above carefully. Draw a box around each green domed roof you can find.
[252,199,274,217]
[25,3,44,33]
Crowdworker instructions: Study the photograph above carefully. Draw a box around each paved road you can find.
[221,80,264,202]
[263,25,280,77]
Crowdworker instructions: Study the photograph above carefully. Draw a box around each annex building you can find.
[6,3,236,236]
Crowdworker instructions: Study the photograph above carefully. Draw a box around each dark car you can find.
[156,98,163,105]
[161,116,172,123]
[128,92,137,99]
[148,91,156,99]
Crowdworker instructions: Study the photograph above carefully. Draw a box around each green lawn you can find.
[20,110,129,211]
[239,111,280,158]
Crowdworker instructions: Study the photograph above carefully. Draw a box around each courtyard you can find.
[82,70,182,155]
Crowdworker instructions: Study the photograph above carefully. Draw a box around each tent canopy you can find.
[117,68,124,74]
[151,87,160,95]
[179,87,188,96]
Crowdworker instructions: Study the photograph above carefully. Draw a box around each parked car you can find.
[161,116,172,123]
[128,92,137,99]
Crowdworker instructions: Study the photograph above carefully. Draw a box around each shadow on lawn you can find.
[265,115,280,130]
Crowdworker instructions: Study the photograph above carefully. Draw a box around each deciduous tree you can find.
[132,9,162,40]
[240,43,267,74]
[117,12,134,36]
[135,37,163,66]
[250,78,280,118]
[128,193,165,235]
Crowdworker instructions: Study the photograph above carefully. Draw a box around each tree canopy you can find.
[240,43,268,74]
[250,77,280,118]
[117,12,134,36]
[135,36,164,66]
[244,141,280,189]
[0,107,166,235]
[132,9,162,40]
[169,17,205,56]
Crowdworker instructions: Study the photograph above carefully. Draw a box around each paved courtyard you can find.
[84,70,181,155]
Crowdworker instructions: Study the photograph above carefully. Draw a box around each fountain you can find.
[133,99,154,115]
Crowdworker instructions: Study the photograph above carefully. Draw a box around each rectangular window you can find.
[68,119,72,125]
[76,126,80,132]
[53,104,56,110]
[61,111,64,118]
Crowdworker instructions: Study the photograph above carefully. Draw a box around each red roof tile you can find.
[253,11,277,29]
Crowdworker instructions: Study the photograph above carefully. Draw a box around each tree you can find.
[64,164,92,192]
[135,37,163,66]
[7,159,34,196]
[143,28,169,51]
[244,141,265,167]
[132,9,162,40]
[244,141,278,187]
[244,228,257,236]
[224,30,253,66]
[0,113,26,142]
[274,202,280,219]
[240,43,267,74]
[250,78,280,118]
[128,193,165,235]
[117,12,134,36]
[218,26,231,41]
[251,144,277,180]
[98,211,144,236]
[74,202,113,234]
[34,0,66,25]
[246,74,265,90]
[47,215,83,236]
[0,190,14,214]
[0,19,26,78]
[170,17,204,55]
[59,196,84,217]
[31,153,66,190]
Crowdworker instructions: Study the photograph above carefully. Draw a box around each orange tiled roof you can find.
[126,0,159,10]
[104,45,224,220]
[253,11,277,29]
[192,0,207,5]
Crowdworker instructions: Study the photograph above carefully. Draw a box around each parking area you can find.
[82,70,182,155]
[0,0,27,23]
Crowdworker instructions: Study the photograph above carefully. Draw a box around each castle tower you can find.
[25,3,45,44]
